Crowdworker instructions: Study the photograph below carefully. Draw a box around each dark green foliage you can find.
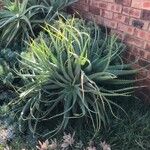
[2,100,150,149]
[0,0,78,47]
[98,100,150,150]
[69,99,150,150]
[0,0,148,147]
[7,16,139,138]
[0,48,17,105]
[0,48,17,84]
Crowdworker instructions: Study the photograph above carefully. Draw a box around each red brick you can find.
[132,46,147,59]
[77,0,90,4]
[111,29,125,40]
[134,29,150,42]
[132,0,150,10]
[144,51,150,60]
[113,13,129,24]
[139,50,146,58]
[108,3,122,13]
[141,10,150,21]
[89,6,100,15]
[123,7,141,18]
[92,1,108,9]
[132,46,139,55]
[129,53,138,62]
[94,16,104,25]
[123,51,131,60]
[86,0,92,4]
[118,23,134,35]
[129,18,149,30]
[101,10,113,19]
[124,35,145,48]
[138,67,149,78]
[103,18,118,29]
[147,53,150,59]
[144,43,150,51]
[143,2,150,10]
[102,0,114,2]
[115,0,132,6]
[72,3,89,12]
[131,0,143,9]
[95,16,117,29]
[80,11,94,20]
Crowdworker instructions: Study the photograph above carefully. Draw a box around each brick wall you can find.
[70,0,150,101]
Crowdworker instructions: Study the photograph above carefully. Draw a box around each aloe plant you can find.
[9,17,138,138]
[0,0,78,47]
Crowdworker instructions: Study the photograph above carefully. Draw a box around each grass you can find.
[107,100,150,150]
[66,97,150,150]
[1,97,150,150]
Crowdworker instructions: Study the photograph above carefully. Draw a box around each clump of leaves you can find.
[9,16,138,138]
[0,48,17,85]
[0,0,78,47]
[0,48,17,105]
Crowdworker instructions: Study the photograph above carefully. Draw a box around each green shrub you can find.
[0,0,77,47]
[9,16,138,138]
[0,49,16,105]
[0,48,16,84]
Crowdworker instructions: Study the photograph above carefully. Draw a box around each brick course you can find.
[71,0,150,57]
[70,0,150,101]
[132,0,150,10]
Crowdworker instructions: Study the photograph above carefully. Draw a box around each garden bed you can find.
[0,0,150,150]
